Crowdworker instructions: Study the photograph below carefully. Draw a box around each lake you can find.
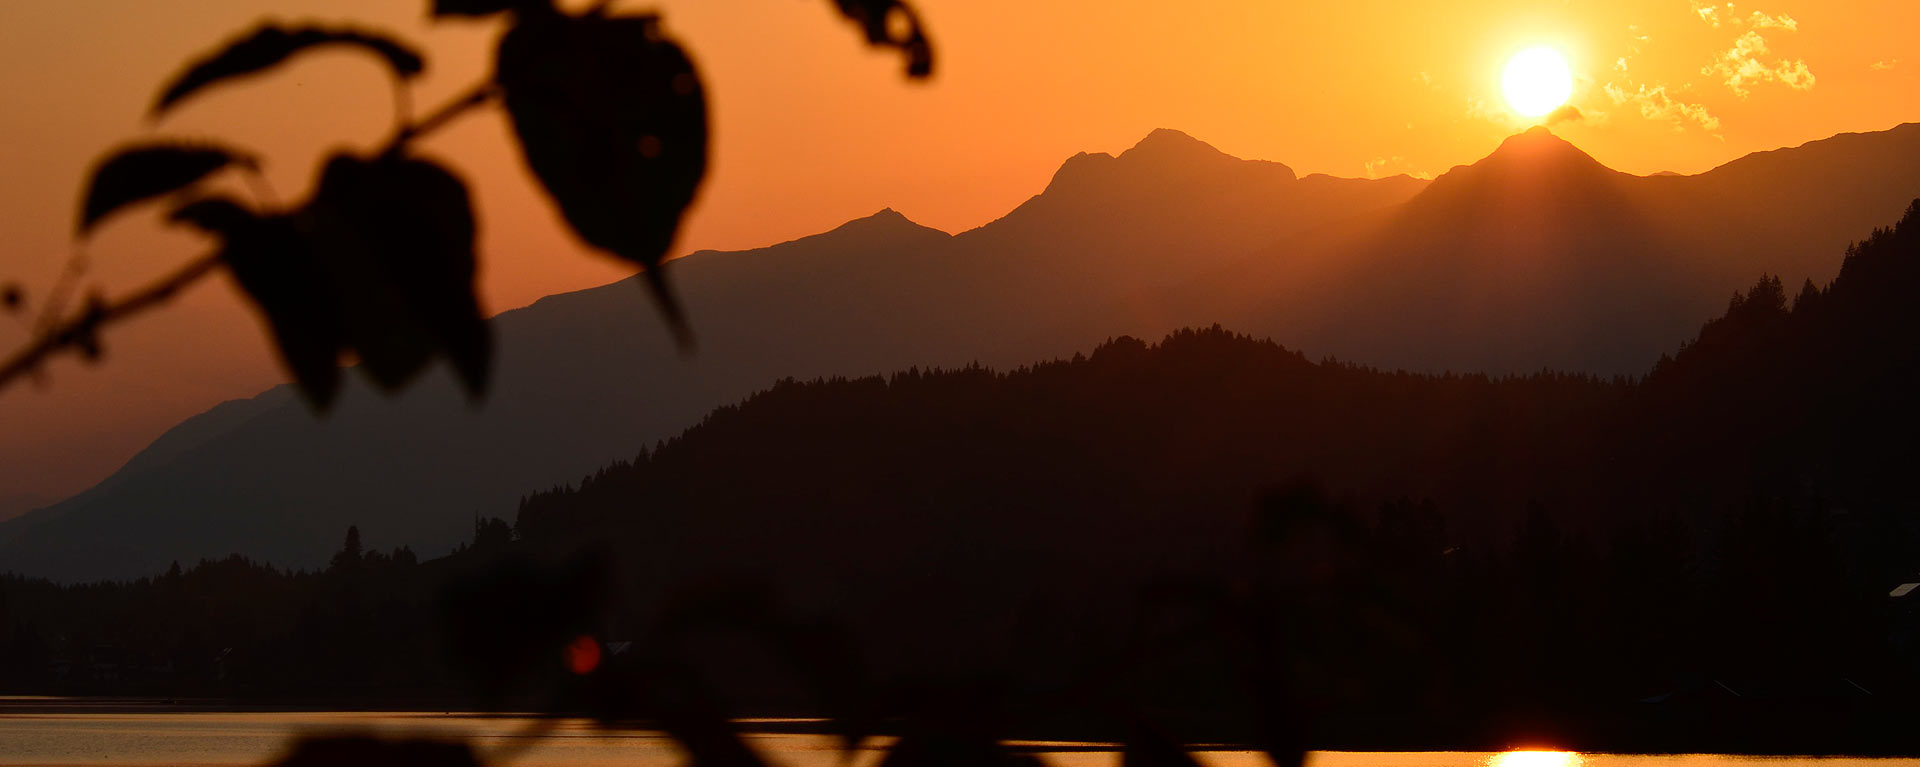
[1,705,1916,767]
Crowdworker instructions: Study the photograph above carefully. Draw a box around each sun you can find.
[1502,47,1573,118]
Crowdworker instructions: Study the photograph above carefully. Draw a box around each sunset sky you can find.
[0,0,1915,509]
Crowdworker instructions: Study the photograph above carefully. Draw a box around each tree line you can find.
[4,202,1920,756]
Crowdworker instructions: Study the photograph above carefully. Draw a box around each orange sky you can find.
[0,0,1915,507]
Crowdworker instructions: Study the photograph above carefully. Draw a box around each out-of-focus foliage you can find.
[151,24,425,116]
[78,144,255,235]
[495,10,708,347]
[11,0,934,402]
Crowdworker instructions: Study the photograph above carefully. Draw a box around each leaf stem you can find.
[387,80,500,153]
[0,252,224,390]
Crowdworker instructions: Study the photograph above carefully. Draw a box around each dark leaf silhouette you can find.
[153,24,425,116]
[171,197,344,408]
[496,10,707,349]
[272,735,479,767]
[1,283,21,312]
[637,667,769,767]
[830,0,934,78]
[430,0,530,17]
[299,153,489,396]
[1121,718,1205,767]
[879,734,1037,767]
[657,584,874,751]
[78,144,252,235]
[167,154,486,407]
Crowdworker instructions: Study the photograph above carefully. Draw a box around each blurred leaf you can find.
[299,153,490,396]
[495,11,706,348]
[171,197,345,409]
[431,0,532,17]
[272,735,479,767]
[1262,745,1307,767]
[880,734,1036,767]
[168,152,487,409]
[79,144,252,235]
[1121,717,1204,767]
[154,24,425,116]
[642,667,769,767]
[659,584,873,751]
[829,0,933,78]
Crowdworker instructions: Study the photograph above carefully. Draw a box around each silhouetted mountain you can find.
[6,125,1920,581]
[502,201,1920,709]
[1219,123,1920,373]
[8,205,1920,754]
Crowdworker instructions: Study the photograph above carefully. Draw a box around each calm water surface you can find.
[1,708,1917,767]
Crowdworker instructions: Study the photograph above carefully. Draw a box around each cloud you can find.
[1598,22,1714,134]
[1871,58,1898,71]
[1364,156,1433,181]
[1691,1,1723,27]
[1464,94,1501,122]
[1687,4,1815,97]
[1605,81,1722,132]
[1704,30,1815,97]
[1545,105,1585,125]
[1687,3,1794,30]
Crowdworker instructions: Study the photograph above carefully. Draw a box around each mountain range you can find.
[4,123,1919,582]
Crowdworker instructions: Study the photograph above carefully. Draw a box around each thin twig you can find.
[0,252,223,390]
[388,81,500,153]
[32,246,91,338]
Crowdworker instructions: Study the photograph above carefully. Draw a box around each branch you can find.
[0,252,223,391]
[386,81,499,153]
[0,78,501,394]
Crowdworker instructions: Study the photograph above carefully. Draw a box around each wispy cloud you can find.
[1704,29,1815,97]
[1605,81,1722,133]
[1545,105,1586,126]
[1691,1,1722,27]
[1364,156,1433,180]
[1689,4,1814,97]
[1870,58,1899,71]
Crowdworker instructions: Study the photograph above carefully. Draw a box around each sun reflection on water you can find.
[1488,751,1585,767]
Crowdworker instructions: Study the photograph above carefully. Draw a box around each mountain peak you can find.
[1418,127,1616,195]
[825,207,946,238]
[1481,126,1604,169]
[1118,128,1229,162]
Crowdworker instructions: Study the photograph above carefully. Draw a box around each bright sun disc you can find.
[1502,47,1573,118]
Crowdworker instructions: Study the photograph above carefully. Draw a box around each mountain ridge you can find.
[7,122,1920,581]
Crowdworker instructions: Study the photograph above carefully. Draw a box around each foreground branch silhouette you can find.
[0,82,503,391]
[0,0,934,405]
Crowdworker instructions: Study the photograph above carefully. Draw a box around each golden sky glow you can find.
[0,0,1916,504]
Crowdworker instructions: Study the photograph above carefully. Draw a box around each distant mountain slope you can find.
[0,131,1418,582]
[1216,123,1920,373]
[5,125,1920,581]
[500,201,1920,711]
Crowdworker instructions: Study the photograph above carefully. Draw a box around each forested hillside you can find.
[5,203,1920,752]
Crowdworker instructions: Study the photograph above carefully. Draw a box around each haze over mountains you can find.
[4,123,1919,582]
